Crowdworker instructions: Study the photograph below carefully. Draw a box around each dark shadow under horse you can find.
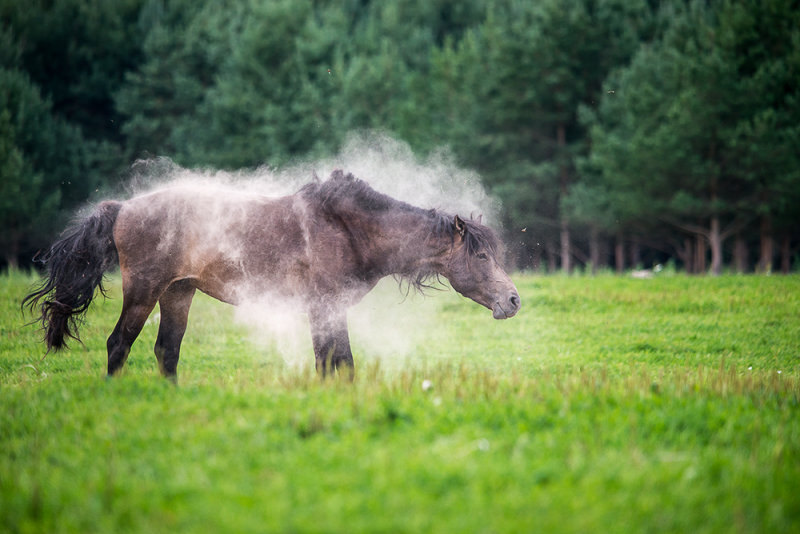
[24,170,521,381]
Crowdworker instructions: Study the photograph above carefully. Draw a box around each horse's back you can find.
[114,186,310,303]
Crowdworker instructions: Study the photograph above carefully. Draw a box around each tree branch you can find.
[719,215,755,241]
[660,216,709,239]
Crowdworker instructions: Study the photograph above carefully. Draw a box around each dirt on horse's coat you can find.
[24,170,521,381]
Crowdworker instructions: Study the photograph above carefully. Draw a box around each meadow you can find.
[1,271,798,533]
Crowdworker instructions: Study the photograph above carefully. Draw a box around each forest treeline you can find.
[2,0,799,273]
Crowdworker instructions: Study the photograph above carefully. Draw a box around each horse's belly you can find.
[187,245,311,307]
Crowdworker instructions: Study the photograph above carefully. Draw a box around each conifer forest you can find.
[2,0,799,274]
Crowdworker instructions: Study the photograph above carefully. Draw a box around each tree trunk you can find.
[758,215,773,273]
[3,238,19,271]
[560,219,571,274]
[629,237,641,269]
[599,237,610,272]
[709,215,723,276]
[589,225,600,275]
[546,238,557,273]
[4,254,19,271]
[675,236,693,274]
[530,243,543,273]
[556,123,571,274]
[615,230,624,274]
[733,233,748,273]
[780,234,791,274]
[694,233,707,274]
[707,153,721,276]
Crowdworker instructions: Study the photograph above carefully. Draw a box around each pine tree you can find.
[424,0,652,271]
[587,0,800,274]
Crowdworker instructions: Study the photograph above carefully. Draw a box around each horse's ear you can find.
[476,214,483,224]
[454,215,466,237]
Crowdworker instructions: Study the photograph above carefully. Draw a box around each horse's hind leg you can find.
[107,287,160,377]
[154,280,195,382]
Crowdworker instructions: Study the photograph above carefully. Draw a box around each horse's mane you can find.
[303,169,420,215]
[302,170,501,293]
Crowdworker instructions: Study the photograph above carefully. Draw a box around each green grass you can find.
[1,271,799,533]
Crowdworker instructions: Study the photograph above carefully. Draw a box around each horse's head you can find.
[443,216,521,320]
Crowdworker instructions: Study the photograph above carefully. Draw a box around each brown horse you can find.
[23,170,520,381]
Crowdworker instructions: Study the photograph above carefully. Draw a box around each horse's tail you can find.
[22,201,123,351]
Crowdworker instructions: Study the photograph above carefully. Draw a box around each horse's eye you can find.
[476,252,489,261]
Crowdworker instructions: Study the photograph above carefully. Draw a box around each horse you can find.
[23,170,521,381]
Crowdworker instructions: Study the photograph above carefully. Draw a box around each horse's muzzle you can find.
[492,292,521,319]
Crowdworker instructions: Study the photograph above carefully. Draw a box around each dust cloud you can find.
[310,130,499,224]
[122,132,497,368]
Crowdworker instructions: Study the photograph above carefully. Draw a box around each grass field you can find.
[1,271,799,533]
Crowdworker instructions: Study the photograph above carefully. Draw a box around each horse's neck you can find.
[363,210,450,278]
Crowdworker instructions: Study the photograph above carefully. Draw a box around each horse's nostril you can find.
[510,294,520,308]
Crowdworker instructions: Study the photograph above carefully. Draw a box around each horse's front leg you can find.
[308,308,355,381]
